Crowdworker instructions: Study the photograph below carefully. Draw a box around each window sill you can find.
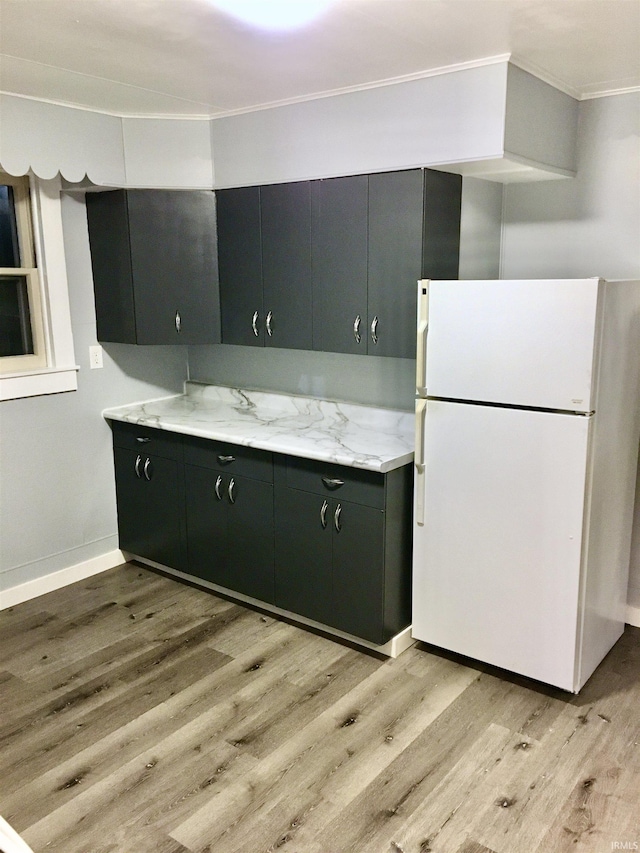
[0,365,79,401]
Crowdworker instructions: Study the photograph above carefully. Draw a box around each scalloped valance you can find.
[0,95,126,184]
[0,95,215,188]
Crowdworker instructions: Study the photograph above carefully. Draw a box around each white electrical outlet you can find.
[89,345,103,369]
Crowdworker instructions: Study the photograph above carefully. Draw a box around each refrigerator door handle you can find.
[415,398,427,526]
[416,280,429,396]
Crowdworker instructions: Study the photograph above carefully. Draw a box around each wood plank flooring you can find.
[0,562,638,853]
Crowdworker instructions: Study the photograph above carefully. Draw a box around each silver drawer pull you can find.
[334,503,342,533]
[217,454,235,465]
[136,436,151,443]
[370,315,379,345]
[134,454,143,478]
[143,458,153,481]
[252,310,259,337]
[228,477,236,504]
[322,476,344,490]
[175,310,181,333]
[320,499,328,529]
[353,314,361,344]
[214,475,223,500]
[266,310,273,337]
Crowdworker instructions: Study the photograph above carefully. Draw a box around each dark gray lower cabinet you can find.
[275,489,387,643]
[274,458,412,645]
[111,421,411,646]
[274,487,334,626]
[113,446,186,571]
[185,464,275,603]
[331,500,386,642]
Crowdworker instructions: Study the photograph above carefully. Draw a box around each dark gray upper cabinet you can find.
[311,175,369,355]
[260,181,313,350]
[86,189,220,345]
[368,168,462,359]
[214,169,461,359]
[217,185,264,347]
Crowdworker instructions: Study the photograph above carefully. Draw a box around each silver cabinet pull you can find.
[214,475,223,500]
[228,477,236,504]
[320,499,329,529]
[370,315,379,345]
[217,454,235,465]
[251,310,259,337]
[334,503,342,533]
[266,310,273,337]
[143,458,153,481]
[322,476,344,490]
[175,311,181,333]
[353,314,361,344]
[134,454,143,478]
[136,436,151,443]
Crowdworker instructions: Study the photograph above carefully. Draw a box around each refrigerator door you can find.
[412,400,592,691]
[425,278,602,412]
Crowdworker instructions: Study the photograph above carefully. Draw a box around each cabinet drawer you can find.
[282,456,384,509]
[183,435,273,483]
[110,420,184,462]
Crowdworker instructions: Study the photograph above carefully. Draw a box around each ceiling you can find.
[1,0,639,118]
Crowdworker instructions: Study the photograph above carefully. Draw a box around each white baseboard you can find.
[627,603,640,629]
[0,550,126,610]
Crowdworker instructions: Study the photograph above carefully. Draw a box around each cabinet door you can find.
[331,501,386,644]
[368,169,425,359]
[311,175,368,354]
[422,168,462,281]
[184,464,229,587]
[261,182,312,350]
[114,447,186,570]
[127,190,220,345]
[86,190,137,344]
[274,487,333,625]
[226,477,275,603]
[217,186,264,347]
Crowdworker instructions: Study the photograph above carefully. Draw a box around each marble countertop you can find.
[103,382,414,473]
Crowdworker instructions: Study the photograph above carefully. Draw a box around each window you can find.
[0,172,77,400]
[0,174,46,372]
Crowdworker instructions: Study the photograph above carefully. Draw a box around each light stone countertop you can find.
[103,381,414,473]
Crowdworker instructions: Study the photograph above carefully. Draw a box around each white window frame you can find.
[0,173,78,401]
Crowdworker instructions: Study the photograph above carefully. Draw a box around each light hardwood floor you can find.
[0,562,638,853]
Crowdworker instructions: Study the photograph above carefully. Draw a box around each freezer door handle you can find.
[415,399,427,526]
[415,399,427,467]
[416,280,429,395]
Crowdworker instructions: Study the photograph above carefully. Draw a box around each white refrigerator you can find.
[412,278,640,692]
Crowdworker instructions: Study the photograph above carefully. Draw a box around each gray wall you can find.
[0,193,188,593]
[188,346,417,411]
[500,91,640,612]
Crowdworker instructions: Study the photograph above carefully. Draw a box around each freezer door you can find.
[425,278,602,411]
[412,400,591,691]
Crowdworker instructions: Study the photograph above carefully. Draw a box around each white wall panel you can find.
[210,62,509,187]
[505,65,578,174]
[122,118,214,188]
